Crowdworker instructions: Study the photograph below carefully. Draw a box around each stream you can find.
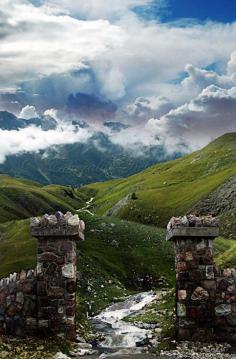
[89,291,157,356]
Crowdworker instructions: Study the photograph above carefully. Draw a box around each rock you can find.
[215,304,232,317]
[191,287,209,301]
[16,291,24,305]
[67,215,80,226]
[76,348,97,356]
[55,211,64,221]
[79,220,86,231]
[30,217,40,227]
[62,264,75,279]
[76,335,86,344]
[136,337,150,347]
[77,342,92,349]
[64,211,73,220]
[48,215,57,225]
[54,352,71,359]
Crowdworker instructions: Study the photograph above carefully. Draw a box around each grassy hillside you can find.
[84,133,236,227]
[0,174,89,223]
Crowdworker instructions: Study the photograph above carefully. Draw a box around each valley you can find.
[0,133,236,357]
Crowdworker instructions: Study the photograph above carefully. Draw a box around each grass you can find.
[0,174,88,223]
[82,133,236,226]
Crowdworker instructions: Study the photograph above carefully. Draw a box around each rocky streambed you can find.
[92,291,158,353]
[73,291,161,357]
[72,290,236,359]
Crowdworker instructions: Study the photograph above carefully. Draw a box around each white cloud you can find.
[0,124,91,163]
[44,108,58,120]
[181,63,236,98]
[126,96,173,122]
[0,0,124,93]
[43,0,152,19]
[19,105,38,119]
[1,0,236,104]
[145,85,236,152]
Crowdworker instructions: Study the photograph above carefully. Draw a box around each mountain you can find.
[82,133,236,229]
[0,132,179,186]
[0,110,57,131]
[0,111,25,130]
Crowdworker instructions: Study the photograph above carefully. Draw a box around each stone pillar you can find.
[166,215,219,341]
[31,212,85,339]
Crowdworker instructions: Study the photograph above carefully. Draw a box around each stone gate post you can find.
[166,215,219,341]
[31,212,85,339]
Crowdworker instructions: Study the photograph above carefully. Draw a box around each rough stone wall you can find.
[167,214,236,343]
[36,236,77,339]
[0,269,37,336]
[174,236,216,341]
[0,211,85,339]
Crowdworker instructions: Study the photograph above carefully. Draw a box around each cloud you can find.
[144,85,236,152]
[0,124,91,163]
[42,0,152,20]
[2,0,236,105]
[0,0,123,93]
[43,108,58,119]
[19,105,38,119]
[181,63,236,97]
[66,92,117,122]
[126,96,173,122]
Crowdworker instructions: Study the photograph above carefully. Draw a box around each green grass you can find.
[83,133,236,226]
[0,174,87,223]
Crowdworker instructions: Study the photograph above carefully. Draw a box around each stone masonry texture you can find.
[0,212,85,339]
[167,214,236,343]
[0,269,37,337]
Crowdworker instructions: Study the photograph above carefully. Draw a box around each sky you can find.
[0,0,236,161]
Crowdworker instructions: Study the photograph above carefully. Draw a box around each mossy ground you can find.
[0,336,74,359]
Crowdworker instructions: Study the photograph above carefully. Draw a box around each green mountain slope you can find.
[0,133,177,186]
[84,133,236,227]
[0,174,88,223]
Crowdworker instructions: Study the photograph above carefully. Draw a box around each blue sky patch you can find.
[135,0,236,24]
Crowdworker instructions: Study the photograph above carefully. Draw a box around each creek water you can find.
[90,291,157,355]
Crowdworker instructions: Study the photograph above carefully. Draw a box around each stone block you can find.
[185,251,193,261]
[177,303,186,317]
[191,287,209,301]
[201,280,216,290]
[47,287,65,299]
[178,290,187,301]
[189,270,202,282]
[206,265,214,280]
[62,264,75,279]
[196,240,207,251]
[177,261,187,272]
[66,281,76,294]
[215,304,232,317]
[38,320,49,328]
